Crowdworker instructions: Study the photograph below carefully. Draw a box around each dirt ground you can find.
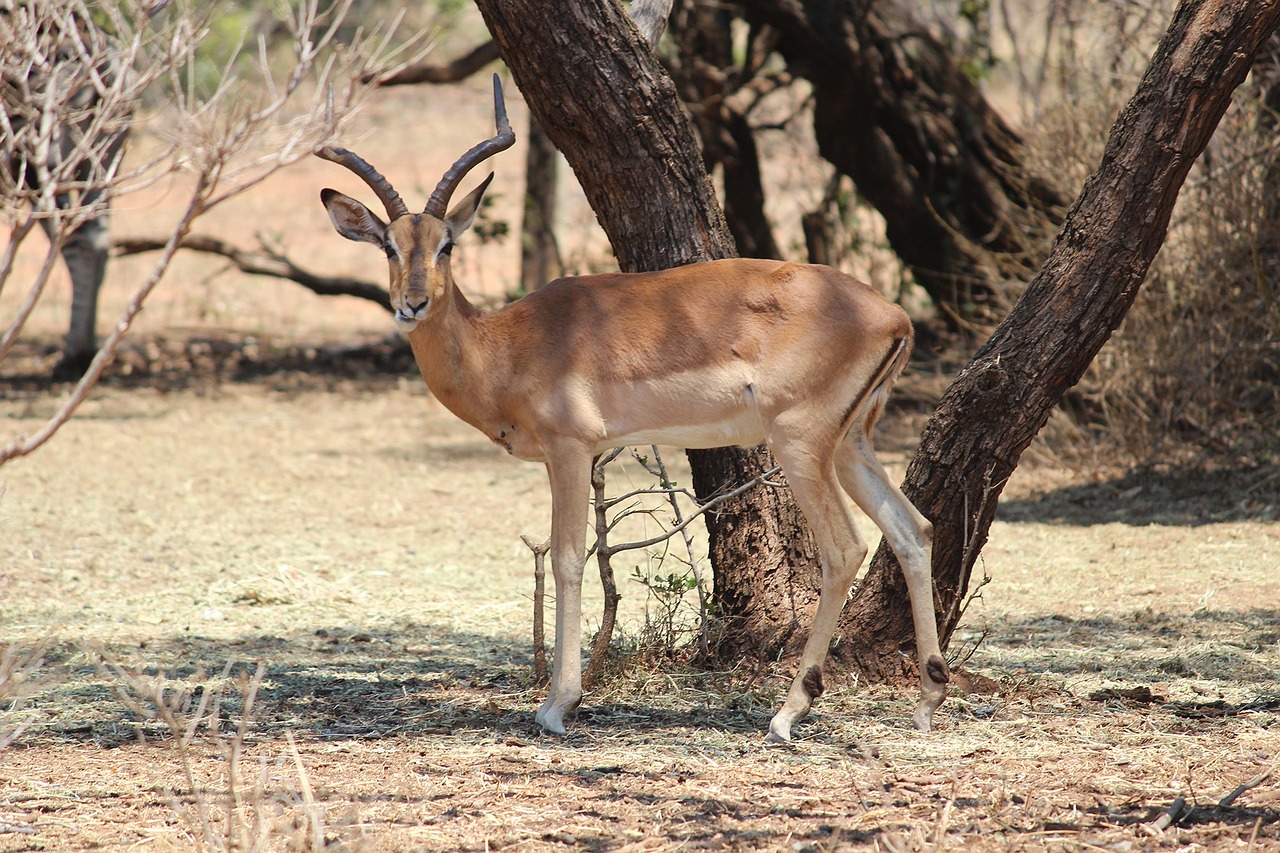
[3,74,1280,853]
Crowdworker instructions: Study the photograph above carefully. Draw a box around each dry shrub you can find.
[1004,1,1280,465]
[1079,87,1280,464]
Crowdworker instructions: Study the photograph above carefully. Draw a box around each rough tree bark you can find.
[832,0,1280,682]
[474,0,825,655]
[736,0,1069,324]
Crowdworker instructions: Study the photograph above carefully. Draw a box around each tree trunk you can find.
[474,0,822,657]
[833,0,1280,682]
[736,0,1068,325]
[520,116,560,291]
[668,2,783,259]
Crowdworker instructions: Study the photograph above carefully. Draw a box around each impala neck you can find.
[405,277,503,432]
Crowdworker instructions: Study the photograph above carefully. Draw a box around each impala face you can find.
[320,176,492,332]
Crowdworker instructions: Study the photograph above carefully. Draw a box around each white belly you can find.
[593,368,767,452]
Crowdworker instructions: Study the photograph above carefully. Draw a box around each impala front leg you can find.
[535,446,593,735]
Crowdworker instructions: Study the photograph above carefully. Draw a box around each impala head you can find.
[318,74,516,330]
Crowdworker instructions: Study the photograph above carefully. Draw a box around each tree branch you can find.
[112,235,391,311]
[368,40,500,87]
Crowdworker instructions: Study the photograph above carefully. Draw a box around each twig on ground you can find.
[1217,761,1276,810]
[1149,796,1187,832]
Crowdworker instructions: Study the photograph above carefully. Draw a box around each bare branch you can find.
[369,40,500,87]
[606,464,782,556]
[629,0,674,46]
[111,234,392,311]
[2,0,415,467]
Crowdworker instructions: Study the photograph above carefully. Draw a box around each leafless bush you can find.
[0,0,419,468]
[1088,95,1280,462]
[993,0,1279,463]
[0,639,48,751]
[93,651,329,852]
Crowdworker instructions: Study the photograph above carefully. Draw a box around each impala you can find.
[317,75,948,741]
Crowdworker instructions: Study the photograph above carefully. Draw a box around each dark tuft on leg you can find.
[926,654,951,684]
[802,665,825,700]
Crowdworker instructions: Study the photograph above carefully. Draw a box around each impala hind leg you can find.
[535,449,592,735]
[766,441,869,743]
[836,432,948,731]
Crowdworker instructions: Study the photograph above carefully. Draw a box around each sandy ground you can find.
[1,367,1278,851]
[2,61,1279,853]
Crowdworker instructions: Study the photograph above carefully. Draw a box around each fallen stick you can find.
[1217,762,1276,810]
[1150,796,1187,832]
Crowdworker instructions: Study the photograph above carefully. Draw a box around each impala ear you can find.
[321,188,388,246]
[444,173,494,237]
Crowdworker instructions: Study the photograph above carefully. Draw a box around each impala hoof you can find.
[534,706,567,736]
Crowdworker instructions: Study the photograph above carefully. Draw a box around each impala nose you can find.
[394,299,429,330]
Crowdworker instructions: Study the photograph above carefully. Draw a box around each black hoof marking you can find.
[802,665,825,700]
[926,654,951,684]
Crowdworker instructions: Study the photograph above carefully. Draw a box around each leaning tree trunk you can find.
[475,0,825,656]
[832,0,1280,682]
[737,0,1068,326]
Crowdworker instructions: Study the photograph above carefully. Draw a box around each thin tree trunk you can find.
[475,0,822,657]
[669,2,782,259]
[520,116,560,291]
[833,0,1280,681]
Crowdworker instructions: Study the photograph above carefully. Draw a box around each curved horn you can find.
[424,73,516,218]
[316,146,410,221]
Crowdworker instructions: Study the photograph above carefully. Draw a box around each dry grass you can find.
[2,350,1278,850]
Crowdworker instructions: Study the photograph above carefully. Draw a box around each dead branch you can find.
[368,40,499,86]
[1149,796,1187,832]
[633,447,711,657]
[520,535,550,685]
[1,0,406,469]
[1217,761,1276,809]
[112,234,391,311]
[583,456,622,690]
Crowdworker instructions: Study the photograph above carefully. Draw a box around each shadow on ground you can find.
[999,464,1280,526]
[11,625,778,749]
[13,606,1279,749]
[0,335,419,397]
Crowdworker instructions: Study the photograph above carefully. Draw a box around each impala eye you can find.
[439,242,454,258]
